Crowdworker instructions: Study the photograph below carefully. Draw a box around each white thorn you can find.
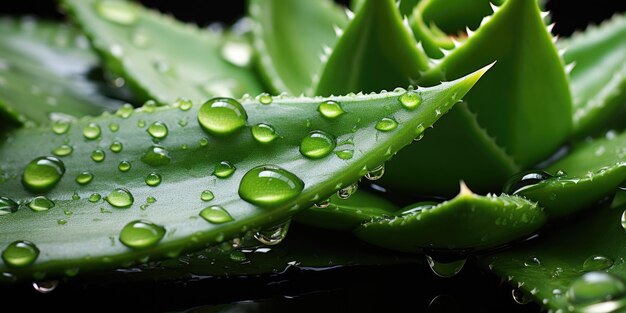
[403,17,416,38]
[441,48,452,57]
[552,35,560,43]
[489,2,499,13]
[547,23,555,33]
[451,37,462,47]
[396,0,401,9]
[540,11,550,20]
[466,26,475,37]
[565,62,576,75]
[480,16,492,27]
[458,181,473,197]
[345,8,355,20]
[333,25,344,37]
[322,45,332,55]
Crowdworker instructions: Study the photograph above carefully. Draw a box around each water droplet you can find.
[1,240,39,267]
[82,122,101,140]
[364,164,385,181]
[503,170,553,194]
[88,193,101,203]
[337,182,358,199]
[137,120,146,128]
[254,219,291,245]
[116,104,134,118]
[200,190,214,202]
[426,255,466,278]
[198,97,248,136]
[118,161,132,172]
[146,196,156,203]
[314,198,331,209]
[238,165,304,207]
[141,145,171,166]
[51,120,70,135]
[105,188,134,208]
[229,250,247,262]
[72,192,80,200]
[174,98,192,111]
[145,172,162,187]
[214,161,236,178]
[22,156,65,192]
[109,123,119,132]
[147,121,168,139]
[200,206,234,224]
[153,59,173,74]
[199,138,209,147]
[621,209,626,232]
[257,93,272,105]
[300,130,336,159]
[119,220,165,249]
[52,144,73,157]
[335,149,354,160]
[318,100,345,119]
[251,123,278,144]
[110,141,123,153]
[131,31,150,48]
[32,280,58,294]
[399,88,422,110]
[567,272,626,312]
[524,257,542,267]
[375,118,398,132]
[28,196,55,212]
[75,171,94,185]
[415,124,425,141]
[398,202,437,215]
[583,255,614,272]
[0,197,18,215]
[91,149,106,162]
[512,288,532,305]
[96,0,138,25]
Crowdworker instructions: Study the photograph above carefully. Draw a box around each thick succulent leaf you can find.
[408,2,454,59]
[355,183,546,252]
[249,0,347,95]
[0,18,123,125]
[516,130,626,218]
[61,0,263,104]
[315,0,429,96]
[0,68,486,281]
[294,191,397,231]
[420,0,505,34]
[351,0,420,17]
[480,190,626,312]
[560,14,626,137]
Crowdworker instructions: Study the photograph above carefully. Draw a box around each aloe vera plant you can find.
[1,0,625,312]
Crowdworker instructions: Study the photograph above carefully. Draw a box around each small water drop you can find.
[51,144,72,157]
[337,182,358,199]
[146,196,156,204]
[91,149,106,162]
[399,88,422,110]
[75,171,94,185]
[137,120,146,128]
[116,104,134,119]
[254,219,291,245]
[96,0,138,25]
[214,161,236,178]
[299,130,336,159]
[567,272,626,312]
[398,202,437,215]
[109,123,119,132]
[503,170,553,194]
[200,206,234,224]
[364,164,385,181]
[105,188,134,208]
[318,100,345,119]
[22,156,65,192]
[110,141,123,153]
[512,288,532,305]
[415,124,425,141]
[118,161,132,172]
[583,255,614,272]
[426,255,466,278]
[72,192,80,200]
[51,120,70,135]
[199,138,209,147]
[375,118,398,132]
[1,240,39,267]
[119,220,165,249]
[141,145,171,166]
[145,172,162,187]
[229,250,247,262]
[82,122,101,140]
[621,210,626,232]
[88,193,101,203]
[200,190,214,202]
[524,257,542,267]
[257,93,273,105]
[238,165,304,207]
[147,121,168,139]
[32,280,58,294]
[335,149,354,160]
[251,123,278,144]
[198,97,248,136]
[0,197,18,215]
[314,198,331,209]
[174,98,192,111]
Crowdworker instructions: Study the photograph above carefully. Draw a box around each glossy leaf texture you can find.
[249,0,347,95]
[385,0,571,196]
[480,189,626,312]
[516,130,626,218]
[560,13,626,137]
[61,0,263,104]
[0,18,123,126]
[315,0,429,96]
[0,68,486,281]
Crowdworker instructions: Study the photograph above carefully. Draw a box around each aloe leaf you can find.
[560,14,626,137]
[315,0,429,96]
[355,183,546,253]
[294,191,397,231]
[480,189,626,312]
[0,68,486,281]
[0,18,123,125]
[515,130,626,218]
[61,0,264,104]
[351,0,420,17]
[249,0,347,95]
[419,0,505,34]
[408,4,454,59]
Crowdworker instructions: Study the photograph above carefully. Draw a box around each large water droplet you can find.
[22,156,65,192]
[503,170,552,194]
[318,100,345,119]
[75,171,94,185]
[583,255,614,272]
[512,288,532,305]
[567,272,626,312]
[52,144,73,157]
[197,97,248,136]
[32,280,58,294]
[337,182,358,199]
[110,141,123,153]
[200,206,234,224]
[119,220,165,249]
[91,149,106,162]
[27,196,55,212]
[299,130,336,159]
[118,161,132,172]
[364,164,385,181]
[96,0,138,25]
[399,88,422,110]
[147,121,168,139]
[200,190,214,202]
[0,197,18,215]
[375,118,398,132]
[141,145,171,166]
[426,255,466,278]
[145,172,162,187]
[105,188,134,208]
[82,122,101,140]
[254,219,291,245]
[238,165,304,207]
[251,123,278,144]
[2,241,39,267]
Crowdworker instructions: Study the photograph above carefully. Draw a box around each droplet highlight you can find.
[299,130,336,159]
[1,240,39,268]
[318,100,345,119]
[22,156,65,192]
[147,121,168,139]
[105,188,134,208]
[214,161,236,178]
[200,206,234,224]
[197,97,248,136]
[251,123,279,144]
[119,220,166,249]
[238,165,304,207]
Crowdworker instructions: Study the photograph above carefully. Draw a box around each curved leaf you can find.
[0,18,123,125]
[61,0,264,104]
[420,0,505,34]
[249,0,347,95]
[0,68,487,281]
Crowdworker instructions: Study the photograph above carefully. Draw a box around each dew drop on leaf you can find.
[115,104,134,119]
[75,171,94,185]
[503,170,553,195]
[214,161,236,178]
[51,120,70,135]
[22,156,65,192]
[0,197,18,215]
[199,206,234,224]
[52,144,73,157]
[82,122,101,140]
[254,219,291,245]
[238,165,304,207]
[32,280,58,294]
[399,88,422,110]
[251,123,278,144]
[119,220,165,249]
[109,141,123,153]
[318,100,345,119]
[118,161,132,172]
[91,149,106,162]
[145,172,162,187]
[524,257,542,267]
[257,93,272,105]
[147,121,168,139]
[198,97,248,136]
[299,130,336,159]
[96,0,138,25]
[1,240,39,268]
[582,255,614,272]
[174,98,192,111]
[88,193,101,203]
[567,272,626,311]
[426,255,466,278]
[375,118,398,132]
[141,145,171,166]
[200,190,214,202]
[365,164,385,181]
[512,288,532,305]
[105,188,134,208]
[337,182,358,199]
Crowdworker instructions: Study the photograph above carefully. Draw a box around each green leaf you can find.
[61,0,264,104]
[249,0,347,95]
[355,183,546,252]
[560,14,626,137]
[315,0,429,96]
[408,4,454,59]
[0,18,123,125]
[351,0,420,17]
[420,0,505,34]
[479,189,626,312]
[0,68,487,281]
[515,130,626,218]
